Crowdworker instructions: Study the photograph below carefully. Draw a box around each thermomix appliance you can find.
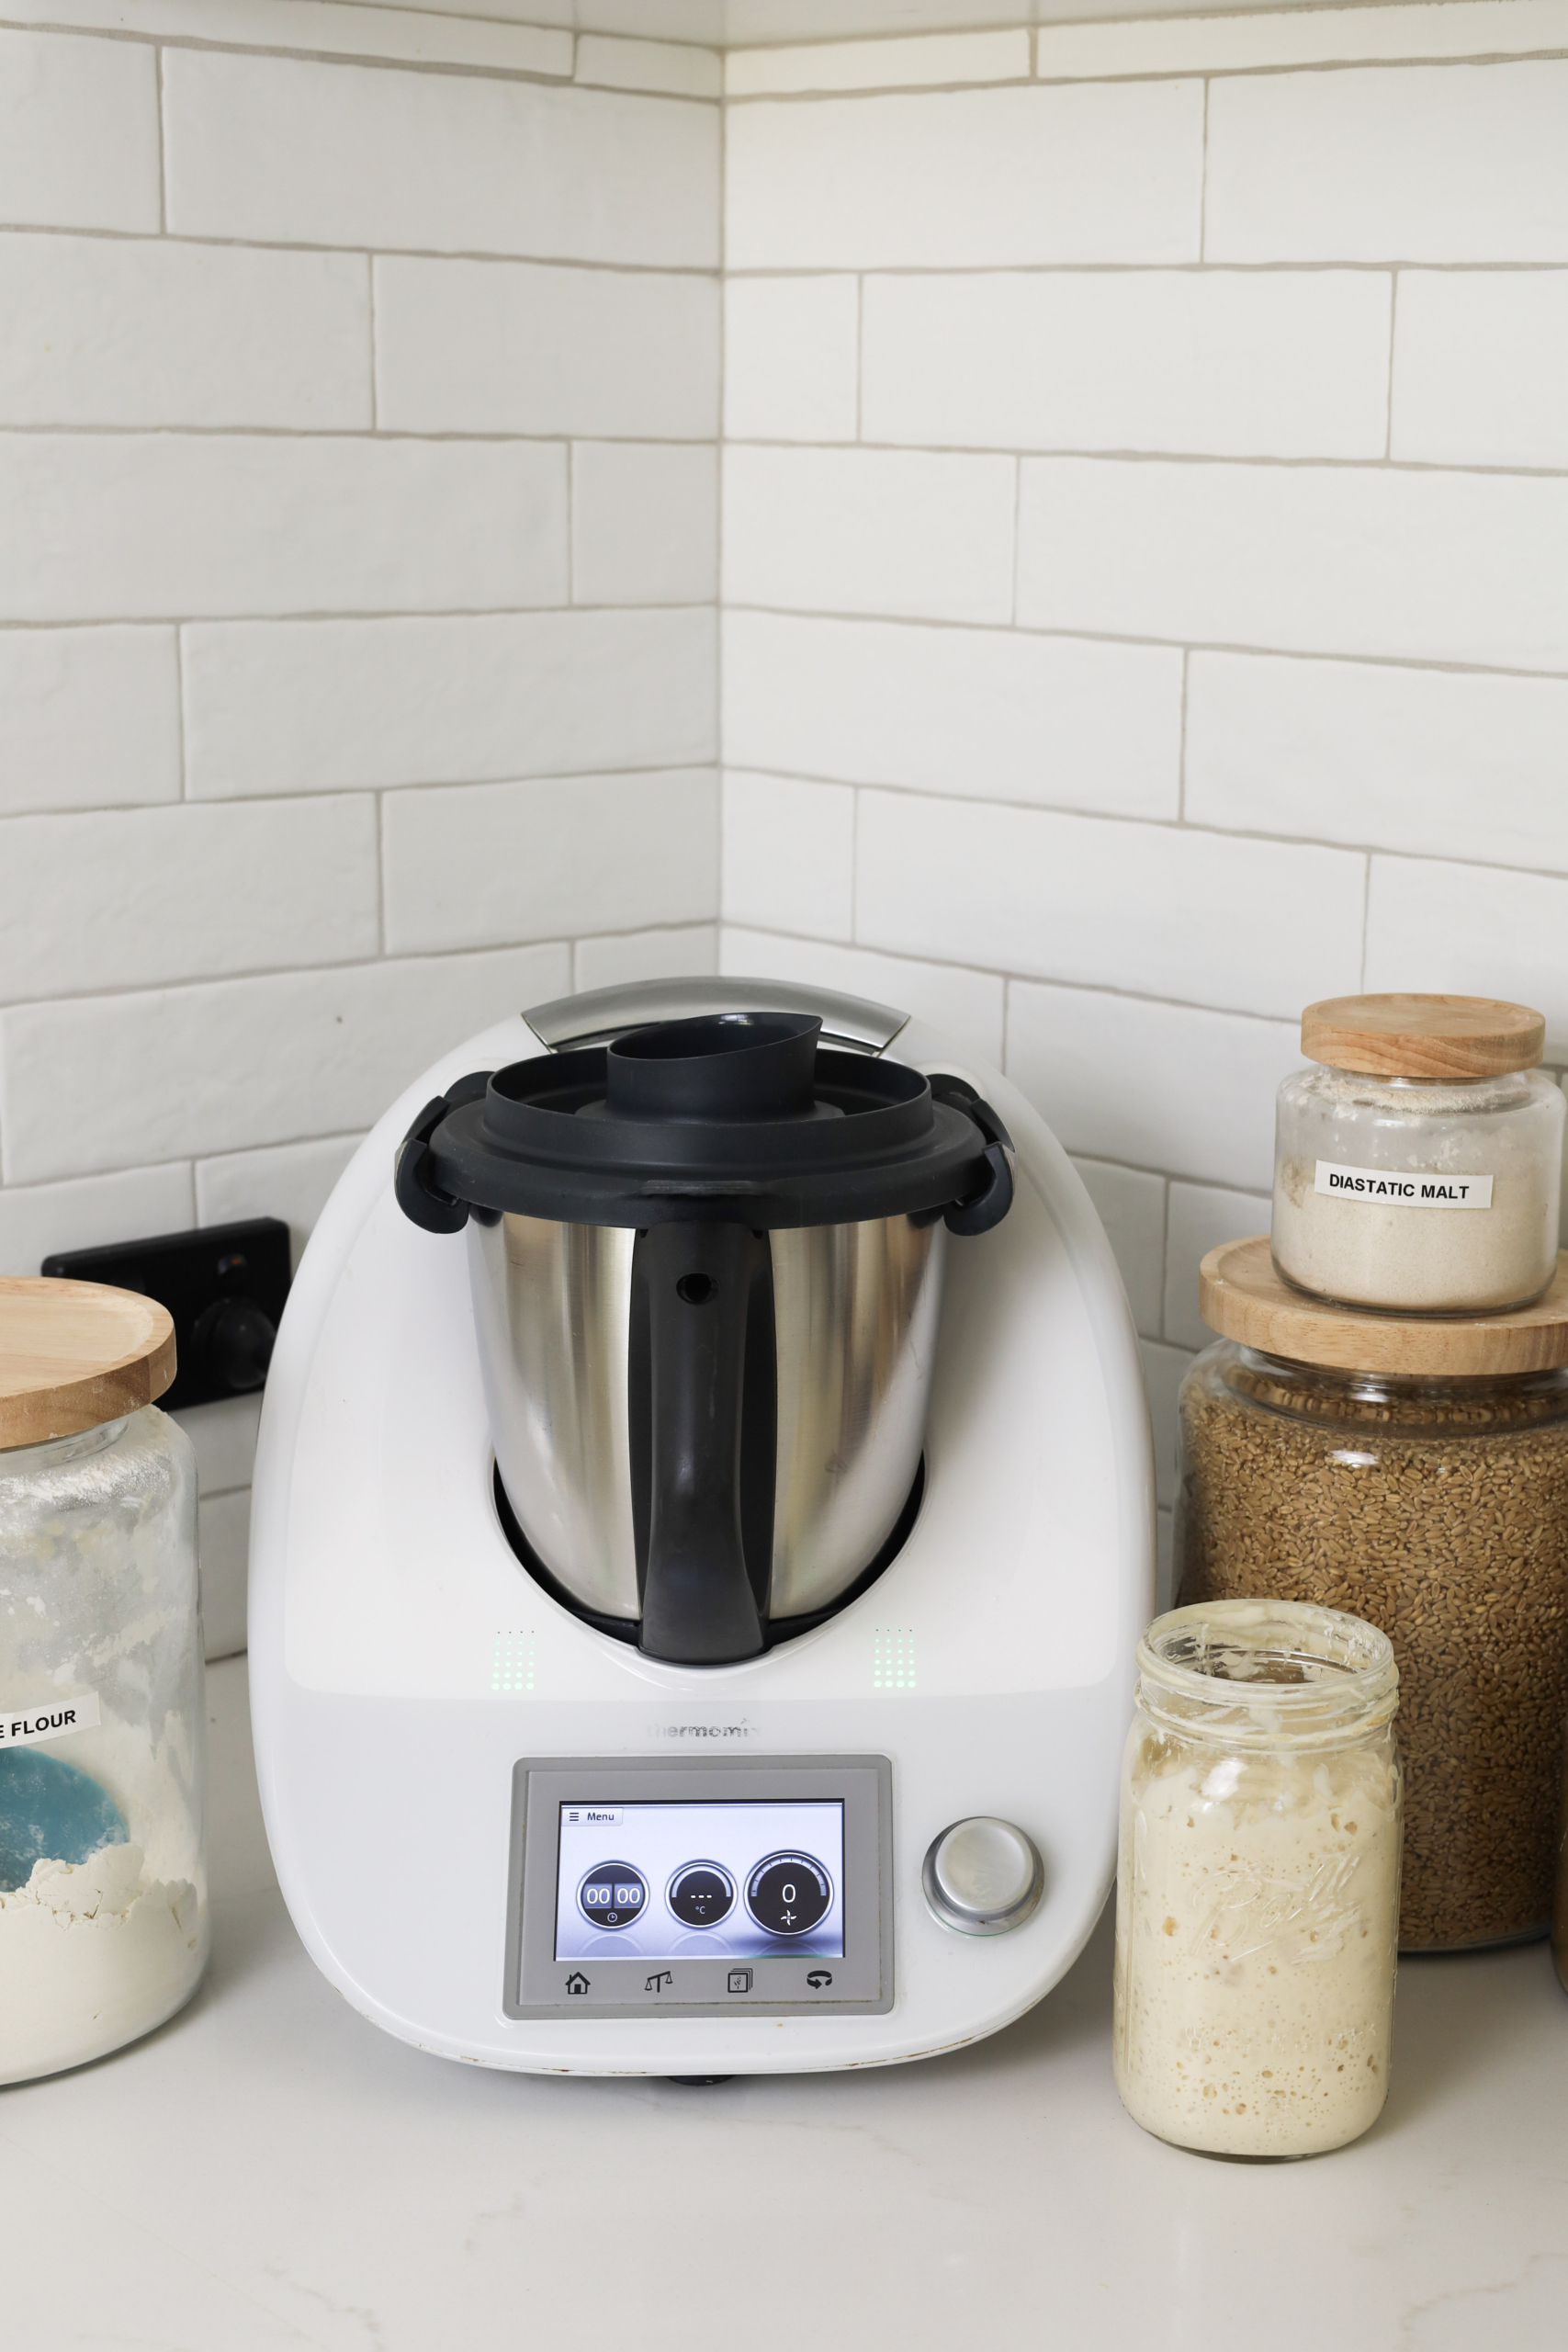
[248,978,1154,2075]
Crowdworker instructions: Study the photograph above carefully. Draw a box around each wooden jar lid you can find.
[1301,992,1545,1078]
[1199,1238,1568,1376]
[0,1276,176,1448]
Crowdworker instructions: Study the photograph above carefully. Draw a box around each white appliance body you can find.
[248,990,1154,2075]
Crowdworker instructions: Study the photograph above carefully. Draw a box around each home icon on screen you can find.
[565,1972,591,1996]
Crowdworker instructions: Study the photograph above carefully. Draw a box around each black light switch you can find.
[41,1218,292,1412]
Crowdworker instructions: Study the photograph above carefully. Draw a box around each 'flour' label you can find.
[0,1691,102,1749]
[1314,1160,1494,1209]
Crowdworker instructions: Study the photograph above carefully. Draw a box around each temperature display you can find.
[555,1800,844,1964]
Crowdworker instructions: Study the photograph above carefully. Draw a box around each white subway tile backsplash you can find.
[855,794,1364,1021]
[723,277,859,445]
[574,923,719,994]
[184,609,716,797]
[195,1133,364,1268]
[0,627,179,816]
[164,50,719,266]
[0,435,568,623]
[721,772,855,941]
[726,28,1031,96]
[1206,62,1568,264]
[0,29,159,233]
[174,1397,264,1501]
[1005,982,1300,1192]
[726,83,1203,270]
[0,1161,195,1279]
[1141,1339,1193,1512]
[198,1487,252,1663]
[719,928,1005,1066]
[0,236,371,431]
[0,797,378,1001]
[571,443,719,606]
[862,271,1392,461]
[1164,1180,1270,1351]
[1365,858,1568,1057]
[1392,272,1568,469]
[1186,652,1568,873]
[1017,458,1568,672]
[722,612,1181,818]
[374,259,718,440]
[15,0,575,78]
[0,945,570,1184]
[1036,0,1568,83]
[577,35,722,98]
[382,769,719,955]
[724,447,1016,625]
[1070,1157,1167,1340]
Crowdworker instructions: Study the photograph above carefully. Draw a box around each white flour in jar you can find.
[1113,1734,1400,2156]
[0,1841,203,2086]
[1272,1069,1560,1312]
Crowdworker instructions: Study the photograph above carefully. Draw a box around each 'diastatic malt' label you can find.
[1314,1160,1494,1209]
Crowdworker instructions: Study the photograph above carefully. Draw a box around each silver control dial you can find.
[922,1817,1043,1937]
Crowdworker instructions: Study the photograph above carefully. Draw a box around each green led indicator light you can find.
[491,1631,536,1694]
[873,1628,916,1691]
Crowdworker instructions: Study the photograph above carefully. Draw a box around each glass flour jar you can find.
[1272,993,1562,1314]
[1114,1598,1401,2159]
[0,1278,208,2086]
[1178,1236,1568,1952]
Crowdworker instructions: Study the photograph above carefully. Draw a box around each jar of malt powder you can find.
[1177,1238,1568,1952]
[1114,1598,1401,2158]
[1272,994,1562,1315]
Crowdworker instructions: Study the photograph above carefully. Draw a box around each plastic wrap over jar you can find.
[0,1407,208,2085]
[1176,1341,1568,1951]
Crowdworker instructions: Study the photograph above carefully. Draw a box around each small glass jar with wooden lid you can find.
[1176,1238,1568,1953]
[0,1277,208,2085]
[1272,993,1563,1314]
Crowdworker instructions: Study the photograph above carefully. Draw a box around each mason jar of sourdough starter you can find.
[1272,993,1562,1315]
[1114,1598,1402,2158]
[0,1278,208,2086]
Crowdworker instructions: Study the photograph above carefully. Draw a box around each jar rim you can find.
[1136,1598,1398,1745]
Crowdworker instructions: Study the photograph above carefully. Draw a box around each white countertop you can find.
[6,1659,1568,2352]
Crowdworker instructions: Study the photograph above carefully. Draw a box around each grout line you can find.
[0,220,719,273]
[719,606,1568,684]
[0,17,723,102]
[1,218,1566,277]
[726,46,1568,101]
[711,765,1568,885]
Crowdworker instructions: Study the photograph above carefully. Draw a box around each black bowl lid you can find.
[421,1012,1009,1230]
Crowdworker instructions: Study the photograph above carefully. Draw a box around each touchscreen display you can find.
[554,1800,845,1963]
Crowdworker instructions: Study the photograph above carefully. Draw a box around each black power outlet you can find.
[41,1218,292,1412]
